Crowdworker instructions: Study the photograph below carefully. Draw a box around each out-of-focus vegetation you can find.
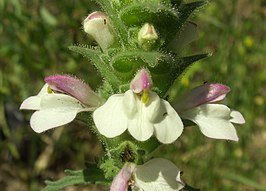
[0,0,265,191]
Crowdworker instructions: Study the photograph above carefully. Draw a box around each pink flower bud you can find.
[110,163,136,191]
[83,11,114,51]
[45,75,101,107]
[175,83,230,112]
[130,69,153,94]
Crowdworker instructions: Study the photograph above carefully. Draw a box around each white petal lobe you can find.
[20,84,49,110]
[182,104,239,141]
[134,158,184,191]
[154,100,184,144]
[230,110,245,124]
[93,95,128,138]
[30,94,88,133]
[20,96,42,110]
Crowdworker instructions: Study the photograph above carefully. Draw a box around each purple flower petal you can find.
[45,75,101,107]
[130,69,153,94]
[110,163,136,191]
[175,83,230,112]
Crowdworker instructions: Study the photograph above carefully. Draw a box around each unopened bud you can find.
[138,23,158,50]
[83,11,114,51]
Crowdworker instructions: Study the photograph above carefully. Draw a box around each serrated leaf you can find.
[69,46,120,91]
[42,165,108,191]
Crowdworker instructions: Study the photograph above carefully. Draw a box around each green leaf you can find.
[111,50,173,83]
[178,53,211,72]
[151,53,210,96]
[167,21,199,54]
[69,45,121,91]
[177,1,207,29]
[120,2,179,43]
[112,51,166,69]
[42,165,108,191]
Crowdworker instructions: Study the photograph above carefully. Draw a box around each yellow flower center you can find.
[141,89,149,105]
[47,86,54,94]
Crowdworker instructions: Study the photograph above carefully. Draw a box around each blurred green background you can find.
[0,0,265,190]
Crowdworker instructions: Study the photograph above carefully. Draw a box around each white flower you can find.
[174,83,245,141]
[93,69,183,144]
[20,75,100,133]
[181,104,243,141]
[110,158,184,191]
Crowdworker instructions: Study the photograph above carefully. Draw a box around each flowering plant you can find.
[20,0,244,190]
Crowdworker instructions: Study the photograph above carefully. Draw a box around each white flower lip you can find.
[110,158,184,191]
[93,90,183,144]
[20,83,94,133]
[134,158,184,191]
[181,104,241,141]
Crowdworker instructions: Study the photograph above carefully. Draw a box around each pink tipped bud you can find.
[110,163,136,191]
[130,69,153,94]
[175,83,230,112]
[45,75,101,107]
[83,11,114,51]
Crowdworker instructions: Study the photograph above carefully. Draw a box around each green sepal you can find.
[98,81,115,99]
[42,165,108,191]
[111,50,171,82]
[69,45,121,91]
[120,3,179,42]
[120,3,177,27]
[99,157,121,180]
